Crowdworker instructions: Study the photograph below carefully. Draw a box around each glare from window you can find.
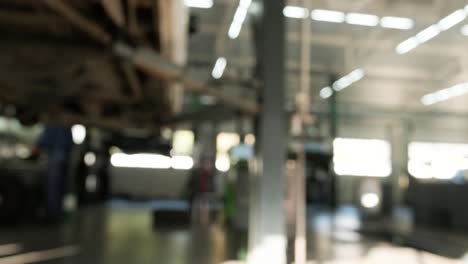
[110,153,171,169]
[408,142,468,180]
[110,152,193,170]
[171,156,194,170]
[216,133,240,172]
[333,138,392,177]
[172,130,195,156]
[217,133,240,154]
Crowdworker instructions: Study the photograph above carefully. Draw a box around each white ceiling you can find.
[187,0,468,115]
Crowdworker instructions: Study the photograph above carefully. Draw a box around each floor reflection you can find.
[0,203,466,263]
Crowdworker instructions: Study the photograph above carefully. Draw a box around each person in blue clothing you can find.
[37,125,73,222]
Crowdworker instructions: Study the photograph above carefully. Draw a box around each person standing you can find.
[37,125,73,223]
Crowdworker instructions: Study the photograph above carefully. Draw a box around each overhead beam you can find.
[120,62,143,100]
[157,0,188,113]
[39,1,257,115]
[114,43,259,114]
[189,54,441,82]
[161,105,236,125]
[101,0,125,28]
[42,0,112,44]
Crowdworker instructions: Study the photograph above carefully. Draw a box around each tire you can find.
[0,175,26,225]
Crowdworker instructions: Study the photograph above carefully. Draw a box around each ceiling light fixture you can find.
[228,23,242,39]
[416,24,441,43]
[332,69,365,91]
[320,87,333,99]
[380,16,414,30]
[348,68,365,82]
[311,9,346,23]
[396,37,419,54]
[184,0,213,9]
[212,57,227,79]
[395,6,467,55]
[421,82,468,105]
[283,6,309,19]
[346,13,379,27]
[228,0,252,39]
[320,69,365,99]
[437,9,466,31]
[309,9,414,30]
[171,156,194,170]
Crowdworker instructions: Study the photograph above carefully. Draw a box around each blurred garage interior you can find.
[2,0,468,263]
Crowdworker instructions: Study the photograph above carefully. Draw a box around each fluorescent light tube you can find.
[227,0,252,39]
[233,6,248,24]
[421,82,468,105]
[380,16,414,30]
[332,69,365,91]
[421,94,437,106]
[320,87,333,99]
[438,9,466,31]
[311,9,345,23]
[396,37,419,54]
[348,68,365,82]
[333,76,352,91]
[416,25,440,43]
[184,0,213,9]
[346,13,379,27]
[239,0,252,8]
[283,6,309,19]
[212,57,227,79]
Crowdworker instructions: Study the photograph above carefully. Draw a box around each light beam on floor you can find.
[0,245,21,257]
[0,246,79,264]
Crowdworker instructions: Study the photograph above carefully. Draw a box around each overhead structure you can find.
[0,0,257,130]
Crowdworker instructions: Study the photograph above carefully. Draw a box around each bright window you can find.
[216,133,240,172]
[172,130,195,156]
[408,142,468,180]
[333,138,392,177]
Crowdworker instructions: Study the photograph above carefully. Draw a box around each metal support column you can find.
[388,120,411,209]
[328,75,338,209]
[293,0,312,263]
[329,75,338,140]
[248,0,287,263]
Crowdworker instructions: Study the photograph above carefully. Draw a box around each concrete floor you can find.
[0,204,466,264]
